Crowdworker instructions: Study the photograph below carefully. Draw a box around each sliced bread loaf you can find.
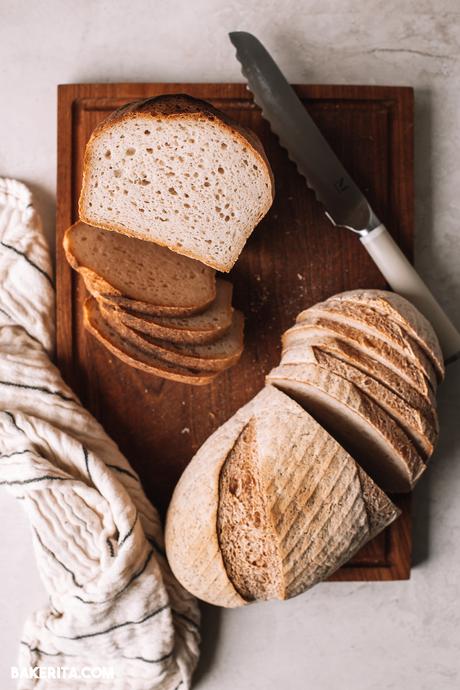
[281,333,438,428]
[267,364,426,493]
[78,94,275,272]
[64,221,216,316]
[284,319,435,404]
[165,385,399,606]
[322,289,444,380]
[83,297,218,385]
[279,344,437,458]
[99,300,244,372]
[298,303,437,388]
[110,279,233,345]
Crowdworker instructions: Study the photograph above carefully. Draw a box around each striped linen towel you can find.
[0,177,200,689]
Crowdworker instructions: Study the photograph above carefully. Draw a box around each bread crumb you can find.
[181,427,190,434]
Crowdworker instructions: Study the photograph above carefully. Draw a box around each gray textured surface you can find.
[1,1,459,688]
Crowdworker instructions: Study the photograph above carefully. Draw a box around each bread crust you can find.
[166,402,253,608]
[79,94,275,272]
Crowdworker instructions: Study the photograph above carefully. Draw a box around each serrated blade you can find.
[229,31,380,233]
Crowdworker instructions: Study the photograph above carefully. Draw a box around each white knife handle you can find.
[360,224,460,363]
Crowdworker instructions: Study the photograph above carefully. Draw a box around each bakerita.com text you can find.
[11,665,115,680]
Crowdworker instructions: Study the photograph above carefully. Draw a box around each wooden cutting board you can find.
[57,83,413,581]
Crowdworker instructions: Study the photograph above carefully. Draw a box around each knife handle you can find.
[360,224,460,363]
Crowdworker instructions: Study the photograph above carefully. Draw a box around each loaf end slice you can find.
[166,387,299,607]
[79,94,274,272]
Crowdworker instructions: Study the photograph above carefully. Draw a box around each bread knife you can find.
[229,31,460,364]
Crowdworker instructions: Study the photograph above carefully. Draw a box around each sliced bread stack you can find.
[66,94,275,383]
[267,289,444,493]
[65,221,244,385]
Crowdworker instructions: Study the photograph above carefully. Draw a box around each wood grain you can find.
[57,82,413,581]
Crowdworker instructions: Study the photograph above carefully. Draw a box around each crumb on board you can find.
[181,427,190,435]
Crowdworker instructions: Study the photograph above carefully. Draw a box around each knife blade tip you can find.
[228,31,254,45]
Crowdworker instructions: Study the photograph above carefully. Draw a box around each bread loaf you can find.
[78,94,274,272]
[165,386,400,607]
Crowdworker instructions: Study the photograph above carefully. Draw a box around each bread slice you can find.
[78,94,275,272]
[281,333,438,428]
[108,279,233,345]
[165,386,399,607]
[83,297,218,385]
[298,303,437,388]
[280,344,437,458]
[322,289,444,380]
[284,320,435,404]
[266,364,426,493]
[99,300,244,372]
[64,221,216,316]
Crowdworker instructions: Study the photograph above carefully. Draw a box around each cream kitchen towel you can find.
[0,177,200,689]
